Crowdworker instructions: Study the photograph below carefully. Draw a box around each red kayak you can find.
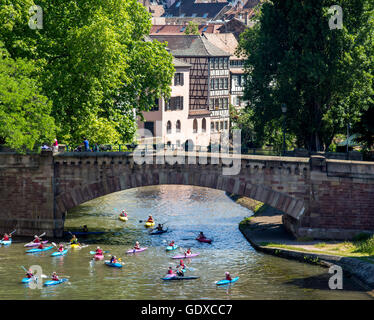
[196,237,212,244]
[94,254,104,260]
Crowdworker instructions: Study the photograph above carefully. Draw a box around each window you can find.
[236,96,240,105]
[224,58,228,69]
[224,78,228,89]
[191,13,197,17]
[144,122,154,136]
[211,122,214,132]
[175,1,181,7]
[214,78,219,89]
[193,119,198,133]
[219,78,223,89]
[220,121,224,130]
[224,121,228,130]
[180,26,186,32]
[218,98,223,109]
[215,122,219,131]
[203,13,208,18]
[167,121,172,134]
[202,26,208,32]
[165,96,183,111]
[210,78,214,89]
[176,120,181,133]
[219,58,223,69]
[202,118,206,133]
[174,73,184,86]
[209,98,214,110]
[176,140,181,147]
[149,98,159,111]
[214,58,218,69]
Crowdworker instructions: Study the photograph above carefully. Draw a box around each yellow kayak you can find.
[119,216,128,222]
[145,221,155,228]
[70,244,80,249]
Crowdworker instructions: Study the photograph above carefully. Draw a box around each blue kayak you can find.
[162,275,199,280]
[26,246,53,253]
[216,276,239,286]
[21,277,38,284]
[105,261,122,268]
[44,278,68,286]
[0,240,12,245]
[166,245,179,251]
[51,249,68,256]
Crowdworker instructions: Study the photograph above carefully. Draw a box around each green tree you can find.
[1,0,174,145]
[238,0,373,151]
[185,21,200,35]
[0,43,55,152]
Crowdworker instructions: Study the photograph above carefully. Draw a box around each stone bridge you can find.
[0,150,373,239]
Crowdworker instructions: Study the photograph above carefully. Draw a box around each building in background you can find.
[150,34,231,145]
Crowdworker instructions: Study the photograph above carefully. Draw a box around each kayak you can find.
[44,278,68,286]
[119,216,128,222]
[216,277,239,286]
[94,254,104,260]
[24,240,48,247]
[196,237,212,244]
[166,245,179,251]
[70,244,81,249]
[26,246,53,253]
[162,275,199,281]
[150,228,168,235]
[21,277,38,284]
[145,221,155,228]
[126,247,147,254]
[51,249,68,257]
[172,253,200,259]
[105,261,122,268]
[0,240,12,245]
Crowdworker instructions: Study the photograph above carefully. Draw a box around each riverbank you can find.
[228,193,374,294]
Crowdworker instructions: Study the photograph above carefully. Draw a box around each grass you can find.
[260,236,374,263]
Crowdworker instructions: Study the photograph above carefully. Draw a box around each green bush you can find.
[354,235,374,255]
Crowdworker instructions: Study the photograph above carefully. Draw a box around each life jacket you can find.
[147,217,154,222]
[96,249,103,255]
[3,235,9,241]
[38,244,44,249]
[186,250,192,255]
[34,238,40,243]
[26,273,33,278]
[167,269,174,274]
[71,238,78,244]
[226,275,232,281]
[58,246,64,252]
[52,275,59,281]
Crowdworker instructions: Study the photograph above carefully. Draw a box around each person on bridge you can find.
[83,138,90,152]
[147,215,154,223]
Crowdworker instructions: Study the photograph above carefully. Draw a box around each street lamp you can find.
[281,103,287,156]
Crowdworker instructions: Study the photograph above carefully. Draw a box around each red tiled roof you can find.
[150,24,223,35]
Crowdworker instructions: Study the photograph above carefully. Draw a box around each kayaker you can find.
[95,246,103,255]
[147,215,154,223]
[176,266,184,277]
[184,248,192,256]
[167,267,174,275]
[33,235,41,243]
[26,269,34,279]
[110,255,118,263]
[155,224,163,231]
[134,241,140,250]
[2,233,10,241]
[197,232,206,240]
[82,225,88,233]
[58,243,64,252]
[70,235,79,245]
[225,272,232,281]
[37,242,44,249]
[178,259,186,269]
[168,240,175,247]
[51,272,60,281]
[120,210,127,217]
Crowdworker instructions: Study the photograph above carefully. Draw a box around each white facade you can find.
[138,63,211,149]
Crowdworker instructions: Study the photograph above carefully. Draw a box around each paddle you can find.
[1,229,16,241]
[90,250,109,254]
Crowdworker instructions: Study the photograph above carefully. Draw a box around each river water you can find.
[0,185,371,300]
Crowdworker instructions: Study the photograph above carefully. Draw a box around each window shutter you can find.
[181,73,184,86]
